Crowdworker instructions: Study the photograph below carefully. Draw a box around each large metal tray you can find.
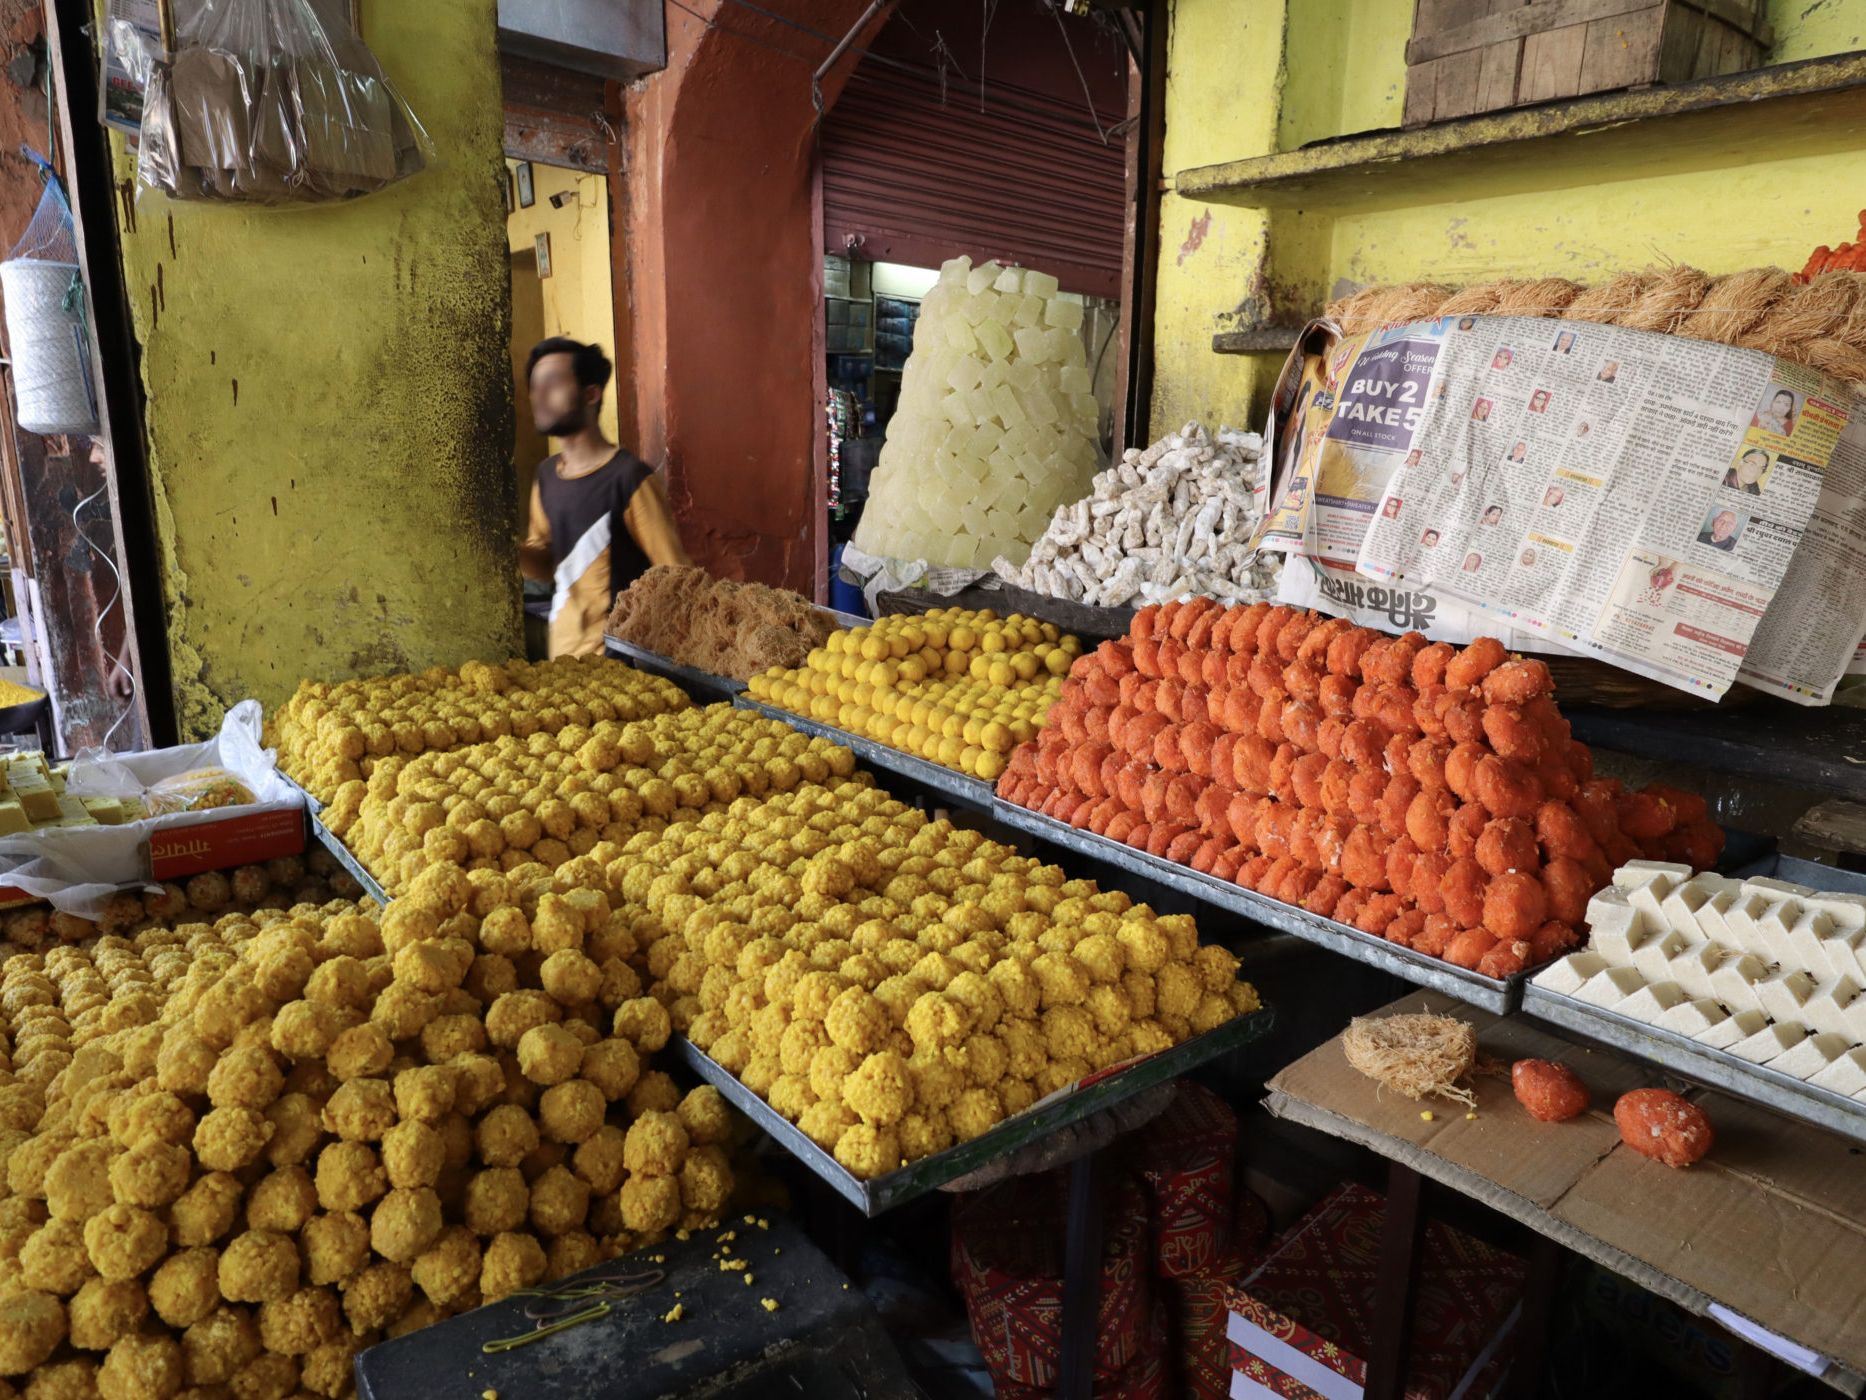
[734,697,996,813]
[991,798,1524,1013]
[1524,983,1866,1147]
[671,1006,1277,1216]
[603,636,745,702]
[307,814,391,908]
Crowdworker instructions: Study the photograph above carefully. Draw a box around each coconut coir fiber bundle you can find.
[1327,267,1866,390]
[1341,1011,1478,1106]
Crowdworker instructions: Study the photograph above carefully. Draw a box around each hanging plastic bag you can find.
[118,0,431,206]
[0,152,98,434]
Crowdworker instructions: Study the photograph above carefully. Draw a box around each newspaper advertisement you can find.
[1259,313,1866,704]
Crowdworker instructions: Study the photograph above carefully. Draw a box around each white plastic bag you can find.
[0,701,303,915]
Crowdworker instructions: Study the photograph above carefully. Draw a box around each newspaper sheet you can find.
[1258,314,1866,704]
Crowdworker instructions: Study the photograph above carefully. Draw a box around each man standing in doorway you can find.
[518,337,691,656]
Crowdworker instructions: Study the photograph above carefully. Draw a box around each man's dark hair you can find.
[527,337,613,394]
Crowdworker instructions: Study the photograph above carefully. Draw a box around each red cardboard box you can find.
[1224,1182,1524,1400]
[952,1170,1155,1388]
[1171,1188,1273,1399]
[1130,1080,1240,1279]
[148,804,306,880]
[992,1303,1171,1398]
[1175,1248,1255,1399]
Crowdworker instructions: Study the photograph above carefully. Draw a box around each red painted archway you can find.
[620,0,887,595]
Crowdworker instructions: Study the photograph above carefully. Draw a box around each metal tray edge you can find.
[672,1005,1276,1216]
[734,698,996,812]
[991,797,1520,1013]
[308,816,392,909]
[603,637,747,700]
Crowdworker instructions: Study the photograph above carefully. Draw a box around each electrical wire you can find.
[72,469,136,750]
[1048,1,1107,144]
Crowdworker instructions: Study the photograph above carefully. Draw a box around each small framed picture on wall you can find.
[515,161,535,209]
[535,232,553,278]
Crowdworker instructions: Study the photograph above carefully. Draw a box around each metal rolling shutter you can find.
[821,66,1126,300]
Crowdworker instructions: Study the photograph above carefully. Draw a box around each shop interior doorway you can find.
[505,159,619,654]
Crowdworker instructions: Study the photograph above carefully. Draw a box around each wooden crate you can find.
[1404,0,1773,127]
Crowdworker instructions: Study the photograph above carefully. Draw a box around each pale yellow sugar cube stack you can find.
[852,257,1102,571]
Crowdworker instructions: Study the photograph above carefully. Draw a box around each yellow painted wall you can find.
[505,163,619,442]
[1152,0,1866,436]
[107,1,518,737]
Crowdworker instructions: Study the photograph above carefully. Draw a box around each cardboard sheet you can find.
[1265,991,1866,1394]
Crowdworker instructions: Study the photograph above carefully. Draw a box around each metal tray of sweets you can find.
[733,697,997,813]
[670,1004,1277,1216]
[603,636,745,703]
[307,814,392,908]
[1524,847,1866,1145]
[990,797,1526,1013]
[1523,982,1866,1147]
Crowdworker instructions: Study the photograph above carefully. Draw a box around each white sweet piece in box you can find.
[1745,875,1816,899]
[1626,882,1672,937]
[1615,860,1691,891]
[1695,1008,1767,1050]
[1618,981,1688,1022]
[1533,950,1608,995]
[1817,930,1866,983]
[1694,889,1738,947]
[1720,892,1773,960]
[1667,943,1727,1001]
[1726,1020,1808,1064]
[1783,907,1837,972]
[1654,998,1727,1037]
[1631,929,1691,985]
[1583,889,1644,964]
[1658,883,1712,942]
[1576,966,1647,1008]
[1799,974,1863,1039]
[1707,952,1769,1015]
[1809,1047,1866,1097]
[1842,989,1866,1045]
[1749,900,1806,967]
[1754,968,1819,1024]
[1769,1031,1850,1080]
[1808,892,1866,936]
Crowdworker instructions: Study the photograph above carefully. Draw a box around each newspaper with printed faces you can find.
[1256,315,1866,704]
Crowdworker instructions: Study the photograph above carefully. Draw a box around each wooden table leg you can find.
[1364,1161,1428,1400]
[1058,1149,1106,1400]
[1505,1233,1565,1400]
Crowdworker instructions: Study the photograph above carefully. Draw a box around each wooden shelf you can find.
[1212,326,1301,355]
[1176,52,1866,212]
[1566,697,1866,804]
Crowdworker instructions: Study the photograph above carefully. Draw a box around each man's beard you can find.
[540,407,587,437]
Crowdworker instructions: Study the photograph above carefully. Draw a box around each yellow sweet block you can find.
[79,796,126,825]
[13,776,58,823]
[0,798,27,834]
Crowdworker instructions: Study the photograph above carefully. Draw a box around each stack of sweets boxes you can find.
[951,1170,1166,1396]
[949,1083,1271,1398]
[1534,860,1866,1099]
[1223,1182,1525,1399]
[0,751,137,834]
[1127,1082,1271,1399]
